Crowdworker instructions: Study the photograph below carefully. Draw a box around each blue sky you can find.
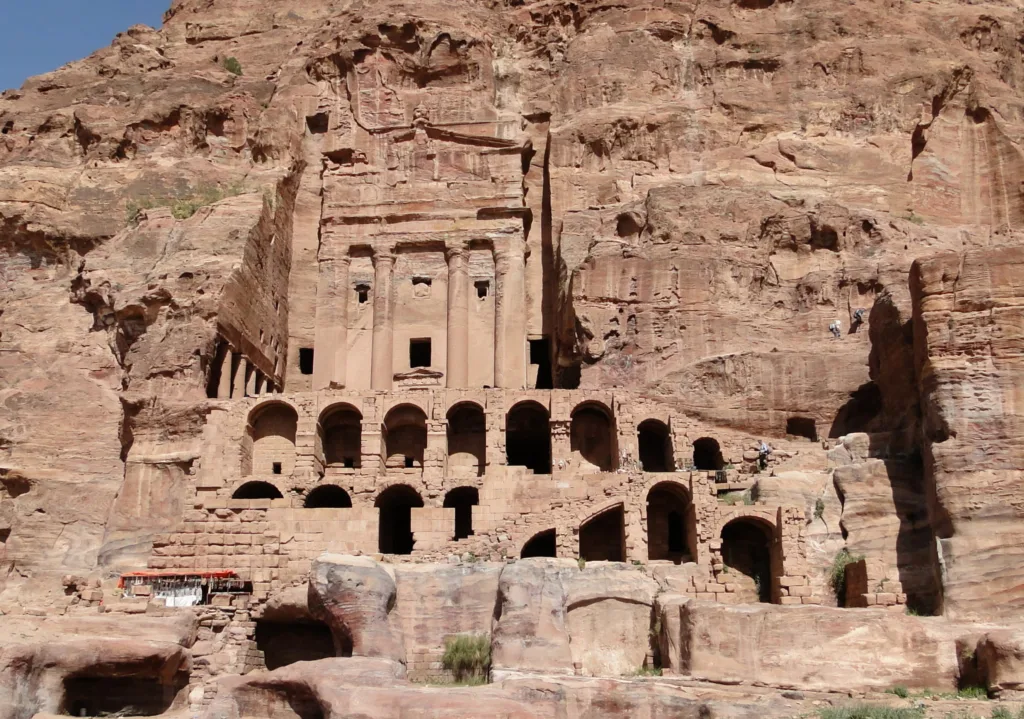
[0,1,167,91]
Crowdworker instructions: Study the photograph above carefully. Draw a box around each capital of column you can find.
[371,245,396,266]
[444,241,470,264]
[493,237,527,267]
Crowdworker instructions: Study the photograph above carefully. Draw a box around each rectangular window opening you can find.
[356,284,370,304]
[299,348,314,375]
[412,277,432,287]
[405,456,415,468]
[343,458,355,469]
[410,338,431,368]
[305,113,329,134]
[272,462,282,475]
[529,337,554,390]
[475,280,489,299]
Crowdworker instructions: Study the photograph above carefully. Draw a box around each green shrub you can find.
[957,686,989,700]
[442,634,490,683]
[818,705,923,719]
[886,686,910,699]
[814,498,826,521]
[126,183,247,226]
[223,57,243,76]
[990,708,1013,719]
[632,667,662,677]
[829,548,863,605]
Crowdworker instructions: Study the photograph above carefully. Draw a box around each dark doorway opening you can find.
[62,673,187,717]
[304,485,352,509]
[443,487,479,540]
[721,519,774,603]
[305,113,329,134]
[447,403,486,477]
[375,484,424,555]
[521,529,557,558]
[786,416,818,441]
[647,482,693,563]
[579,505,625,562]
[299,348,314,375]
[206,340,229,398]
[384,405,427,470]
[529,337,553,390]
[638,419,673,472]
[321,405,362,468]
[692,437,724,471]
[232,481,283,500]
[255,620,340,669]
[506,402,551,474]
[410,339,431,368]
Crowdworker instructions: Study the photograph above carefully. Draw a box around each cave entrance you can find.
[570,402,616,472]
[638,419,673,472]
[232,481,283,500]
[375,484,424,555]
[521,529,557,558]
[506,401,551,474]
[647,482,694,564]
[692,437,724,471]
[255,619,341,669]
[721,518,776,603]
[443,487,479,540]
[579,505,625,562]
[62,673,186,717]
[447,403,486,477]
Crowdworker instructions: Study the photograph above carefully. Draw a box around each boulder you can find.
[672,601,958,692]
[978,630,1024,697]
[308,554,405,665]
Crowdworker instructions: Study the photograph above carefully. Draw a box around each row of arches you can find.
[246,400,729,477]
[231,481,479,556]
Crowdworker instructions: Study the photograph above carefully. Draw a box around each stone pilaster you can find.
[493,237,527,388]
[313,254,351,390]
[445,242,470,388]
[370,247,396,391]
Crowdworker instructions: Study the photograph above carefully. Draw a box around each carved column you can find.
[370,247,396,391]
[493,237,527,388]
[445,242,470,388]
[232,353,247,399]
[313,254,351,390]
[217,345,233,399]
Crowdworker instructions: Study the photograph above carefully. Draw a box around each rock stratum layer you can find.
[3,0,1024,717]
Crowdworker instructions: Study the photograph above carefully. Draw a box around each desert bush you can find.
[442,634,490,683]
[818,705,923,719]
[223,57,243,75]
[829,548,863,604]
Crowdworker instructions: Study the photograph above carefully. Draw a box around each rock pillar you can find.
[493,237,527,388]
[313,255,351,390]
[217,346,233,399]
[445,242,470,388]
[232,352,247,399]
[370,247,396,391]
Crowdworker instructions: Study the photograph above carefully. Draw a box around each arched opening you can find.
[443,487,479,540]
[254,619,341,669]
[646,482,693,563]
[786,416,818,441]
[62,671,188,718]
[248,403,298,476]
[447,403,486,477]
[579,505,625,562]
[692,437,724,471]
[384,405,427,470]
[321,405,362,468]
[721,518,776,603]
[232,481,284,500]
[375,484,424,555]
[506,401,551,474]
[570,402,616,471]
[304,485,352,509]
[638,419,673,472]
[521,529,557,558]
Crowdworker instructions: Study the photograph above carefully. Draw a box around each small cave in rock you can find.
[615,213,642,237]
[786,417,818,441]
[506,401,551,474]
[255,619,341,669]
[692,437,724,471]
[375,484,424,555]
[521,529,557,558]
[579,505,625,562]
[61,672,188,717]
[305,113,329,135]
